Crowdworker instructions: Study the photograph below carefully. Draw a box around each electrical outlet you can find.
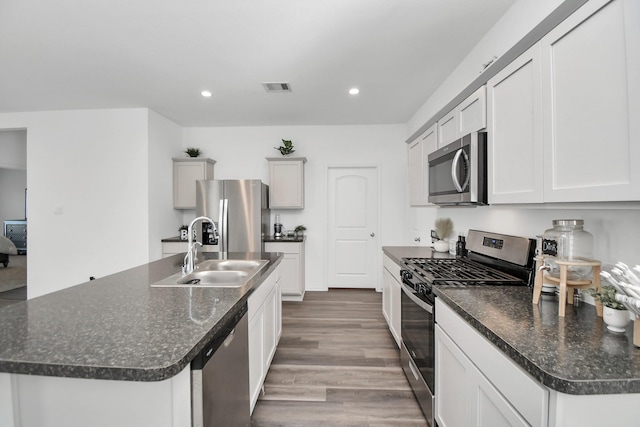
[430,230,438,240]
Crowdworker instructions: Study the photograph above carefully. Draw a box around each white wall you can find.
[148,111,184,261]
[0,109,153,298]
[182,125,408,291]
[433,205,640,267]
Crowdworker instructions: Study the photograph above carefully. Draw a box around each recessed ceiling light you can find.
[201,90,212,97]
[349,88,360,95]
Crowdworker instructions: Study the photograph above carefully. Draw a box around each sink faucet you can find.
[183,216,218,275]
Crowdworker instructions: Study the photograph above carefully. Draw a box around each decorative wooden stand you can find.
[532,256,602,317]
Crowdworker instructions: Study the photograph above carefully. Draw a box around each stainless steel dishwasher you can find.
[191,302,250,427]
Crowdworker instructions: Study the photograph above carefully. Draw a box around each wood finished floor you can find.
[251,289,427,427]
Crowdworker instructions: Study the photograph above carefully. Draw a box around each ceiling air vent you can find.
[262,82,291,92]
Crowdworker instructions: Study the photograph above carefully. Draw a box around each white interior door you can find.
[327,166,379,288]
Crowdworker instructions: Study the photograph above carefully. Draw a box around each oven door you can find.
[400,283,435,425]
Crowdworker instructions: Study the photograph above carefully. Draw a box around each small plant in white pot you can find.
[587,285,629,332]
[433,218,453,253]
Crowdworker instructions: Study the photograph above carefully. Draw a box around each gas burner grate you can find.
[402,257,523,285]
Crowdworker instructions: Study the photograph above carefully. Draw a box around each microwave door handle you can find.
[451,149,464,192]
[461,150,470,191]
[450,148,471,193]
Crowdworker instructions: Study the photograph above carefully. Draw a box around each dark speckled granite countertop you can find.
[436,286,640,395]
[0,251,282,382]
[383,246,640,395]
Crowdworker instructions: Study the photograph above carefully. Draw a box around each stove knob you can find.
[401,270,413,280]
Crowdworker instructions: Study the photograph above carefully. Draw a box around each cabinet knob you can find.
[370,233,375,237]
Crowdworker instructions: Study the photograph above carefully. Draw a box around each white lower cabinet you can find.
[382,255,401,348]
[248,265,282,413]
[436,326,528,427]
[265,241,305,300]
[436,299,548,427]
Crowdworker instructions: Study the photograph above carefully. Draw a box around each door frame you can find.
[323,164,382,291]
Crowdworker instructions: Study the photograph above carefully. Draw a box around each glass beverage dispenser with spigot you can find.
[542,219,594,279]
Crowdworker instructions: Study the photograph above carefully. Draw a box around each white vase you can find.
[433,240,450,253]
[603,306,629,333]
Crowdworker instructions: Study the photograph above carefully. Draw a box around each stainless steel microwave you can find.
[427,131,487,205]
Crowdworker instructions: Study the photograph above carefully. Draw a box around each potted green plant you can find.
[433,218,453,252]
[294,225,306,238]
[586,285,629,332]
[274,139,295,156]
[185,147,201,158]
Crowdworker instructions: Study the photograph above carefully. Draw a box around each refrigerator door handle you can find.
[220,199,229,254]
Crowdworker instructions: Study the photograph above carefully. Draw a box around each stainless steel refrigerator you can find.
[195,179,270,253]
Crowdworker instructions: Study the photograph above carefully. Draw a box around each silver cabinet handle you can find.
[370,233,375,237]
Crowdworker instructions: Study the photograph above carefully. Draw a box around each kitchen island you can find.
[0,251,282,426]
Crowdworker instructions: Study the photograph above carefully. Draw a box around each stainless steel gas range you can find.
[398,230,536,426]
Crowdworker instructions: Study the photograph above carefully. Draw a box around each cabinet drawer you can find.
[436,299,548,427]
[265,242,300,254]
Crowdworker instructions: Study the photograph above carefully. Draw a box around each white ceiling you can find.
[0,0,515,127]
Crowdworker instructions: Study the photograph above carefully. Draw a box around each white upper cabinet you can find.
[172,158,216,209]
[487,44,544,204]
[437,86,487,148]
[437,110,458,148]
[458,86,487,137]
[540,0,640,202]
[408,123,437,206]
[267,157,306,209]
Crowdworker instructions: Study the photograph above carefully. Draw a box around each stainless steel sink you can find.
[151,259,268,288]
[197,259,267,272]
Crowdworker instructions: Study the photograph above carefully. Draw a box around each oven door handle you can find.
[401,284,433,314]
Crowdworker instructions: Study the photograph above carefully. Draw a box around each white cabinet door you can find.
[437,86,487,148]
[458,86,487,137]
[408,123,437,206]
[382,267,391,325]
[487,43,544,204]
[389,273,401,349]
[248,267,281,413]
[382,255,401,348]
[172,158,215,209]
[436,300,548,427]
[435,325,472,427]
[265,242,305,299]
[541,0,640,202]
[263,285,278,369]
[437,109,458,148]
[436,326,528,427]
[267,157,306,209]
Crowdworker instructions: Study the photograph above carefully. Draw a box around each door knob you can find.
[370,233,375,237]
